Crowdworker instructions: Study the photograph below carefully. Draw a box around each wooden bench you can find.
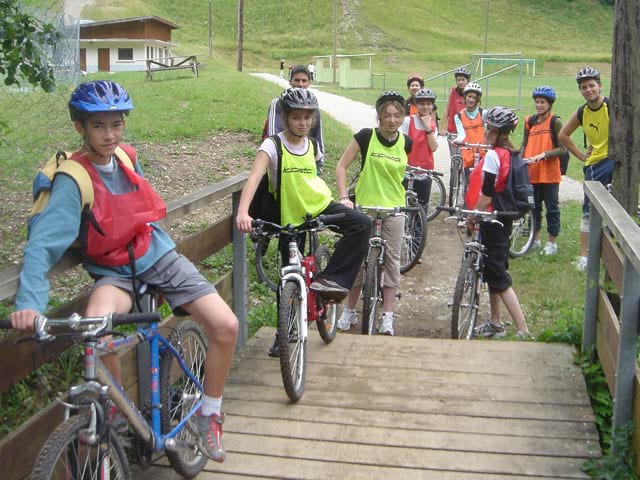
[146,55,203,80]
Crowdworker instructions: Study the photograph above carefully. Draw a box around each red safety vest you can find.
[73,152,166,266]
[465,147,510,211]
[407,116,436,170]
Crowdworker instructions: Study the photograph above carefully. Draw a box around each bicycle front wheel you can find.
[31,413,129,480]
[314,245,338,344]
[160,320,208,478]
[509,212,535,258]
[449,155,463,208]
[426,175,446,222]
[400,204,428,274]
[254,236,281,292]
[278,280,306,402]
[451,254,480,340]
[362,247,382,335]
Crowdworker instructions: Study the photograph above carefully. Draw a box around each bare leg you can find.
[498,287,528,333]
[489,293,502,324]
[383,286,396,314]
[85,285,133,384]
[181,293,238,398]
[344,286,361,311]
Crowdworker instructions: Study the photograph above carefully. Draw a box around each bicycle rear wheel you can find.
[31,413,129,480]
[400,204,428,274]
[509,212,535,258]
[278,280,306,402]
[449,155,463,208]
[314,245,338,343]
[426,175,446,222]
[254,235,281,292]
[362,247,382,335]
[160,320,208,478]
[451,254,480,340]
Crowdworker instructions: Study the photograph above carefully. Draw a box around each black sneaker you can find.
[267,334,279,357]
[310,278,349,301]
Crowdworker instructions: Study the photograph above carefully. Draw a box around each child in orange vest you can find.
[521,86,568,256]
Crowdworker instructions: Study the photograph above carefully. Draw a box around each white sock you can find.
[383,312,393,320]
[201,394,222,416]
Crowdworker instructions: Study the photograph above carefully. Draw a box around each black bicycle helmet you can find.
[485,106,518,132]
[414,88,437,102]
[531,85,557,103]
[453,67,471,79]
[576,67,600,84]
[406,73,424,88]
[375,91,405,111]
[69,80,133,121]
[463,82,482,97]
[278,87,319,111]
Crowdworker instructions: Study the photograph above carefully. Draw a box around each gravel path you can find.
[251,72,584,203]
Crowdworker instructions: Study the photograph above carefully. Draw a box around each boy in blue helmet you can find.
[10,80,237,463]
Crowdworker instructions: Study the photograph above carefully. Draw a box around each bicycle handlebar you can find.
[251,212,346,235]
[436,205,521,220]
[405,165,444,177]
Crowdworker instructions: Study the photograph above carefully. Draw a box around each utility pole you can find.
[208,0,213,58]
[483,0,490,53]
[236,0,244,71]
[332,0,337,84]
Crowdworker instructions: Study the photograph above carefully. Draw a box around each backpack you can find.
[492,150,534,217]
[526,114,570,175]
[28,144,136,235]
[248,136,318,224]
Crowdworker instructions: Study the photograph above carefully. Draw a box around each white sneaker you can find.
[531,240,541,250]
[379,314,394,336]
[337,309,357,331]
[540,242,558,256]
[576,256,588,272]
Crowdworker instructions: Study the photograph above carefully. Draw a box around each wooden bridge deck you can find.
[140,327,600,479]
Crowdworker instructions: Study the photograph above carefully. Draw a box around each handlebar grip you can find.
[111,312,161,326]
[436,206,457,214]
[496,211,523,220]
[400,206,421,213]
[317,212,346,224]
[0,320,13,329]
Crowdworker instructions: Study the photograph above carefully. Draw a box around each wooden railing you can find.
[0,173,249,479]
[146,54,202,80]
[581,181,640,469]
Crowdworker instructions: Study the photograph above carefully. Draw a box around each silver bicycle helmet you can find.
[453,67,471,79]
[576,67,600,84]
[463,82,482,97]
[414,88,437,102]
[485,106,518,132]
[278,87,319,111]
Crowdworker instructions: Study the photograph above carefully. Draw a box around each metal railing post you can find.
[582,205,602,356]
[231,190,248,350]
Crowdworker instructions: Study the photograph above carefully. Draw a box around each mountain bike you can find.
[401,170,429,274]
[404,165,446,222]
[251,214,342,402]
[447,134,464,208]
[509,210,535,257]
[437,206,519,340]
[360,206,416,334]
[0,308,209,480]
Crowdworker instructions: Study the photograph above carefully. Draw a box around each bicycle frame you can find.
[85,321,204,452]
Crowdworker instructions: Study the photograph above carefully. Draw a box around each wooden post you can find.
[236,0,244,72]
[232,191,248,349]
[582,200,602,357]
[610,0,640,214]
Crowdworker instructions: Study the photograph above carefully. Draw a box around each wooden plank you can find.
[596,287,620,394]
[601,232,624,293]
[176,217,231,265]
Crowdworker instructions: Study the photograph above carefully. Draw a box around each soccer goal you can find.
[313,53,375,88]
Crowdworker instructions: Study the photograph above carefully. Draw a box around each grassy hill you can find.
[78,0,614,72]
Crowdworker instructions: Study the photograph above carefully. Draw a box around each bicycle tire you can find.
[314,245,338,344]
[278,280,306,402]
[361,247,382,335]
[451,254,480,340]
[400,203,428,274]
[254,236,280,292]
[160,320,209,478]
[509,212,535,258]
[449,155,463,208]
[31,413,129,480]
[426,175,446,222]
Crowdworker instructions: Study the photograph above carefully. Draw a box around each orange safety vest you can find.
[523,115,561,184]
[457,110,485,168]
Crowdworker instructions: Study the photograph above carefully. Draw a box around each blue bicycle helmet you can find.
[532,86,556,104]
[69,80,133,121]
[375,91,405,111]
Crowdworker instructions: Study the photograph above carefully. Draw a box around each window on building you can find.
[117,48,134,61]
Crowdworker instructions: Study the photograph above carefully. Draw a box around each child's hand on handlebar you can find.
[10,309,39,331]
[235,212,254,233]
[338,197,354,209]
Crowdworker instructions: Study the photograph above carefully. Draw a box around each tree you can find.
[610,0,640,213]
[0,0,60,92]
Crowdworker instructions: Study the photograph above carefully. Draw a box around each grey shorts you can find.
[94,250,216,315]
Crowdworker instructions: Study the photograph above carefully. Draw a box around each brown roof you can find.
[79,16,179,30]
